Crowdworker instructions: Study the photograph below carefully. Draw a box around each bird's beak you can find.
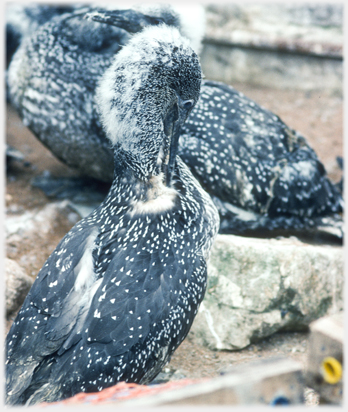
[85,9,164,33]
[163,98,194,187]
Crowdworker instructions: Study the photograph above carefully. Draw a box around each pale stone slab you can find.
[191,234,343,350]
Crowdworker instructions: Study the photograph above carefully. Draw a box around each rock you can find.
[5,258,33,317]
[5,200,79,239]
[31,174,109,205]
[190,235,343,351]
[6,144,25,171]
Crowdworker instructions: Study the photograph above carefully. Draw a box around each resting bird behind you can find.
[6,2,76,67]
[5,24,219,406]
[179,81,343,235]
[7,5,343,236]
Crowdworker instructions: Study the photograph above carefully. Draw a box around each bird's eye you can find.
[182,100,194,110]
[151,17,163,25]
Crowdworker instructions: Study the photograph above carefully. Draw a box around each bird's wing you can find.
[6,223,99,403]
[81,235,203,357]
[185,80,343,218]
[267,134,343,217]
[181,79,286,207]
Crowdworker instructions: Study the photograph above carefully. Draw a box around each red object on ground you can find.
[40,378,204,406]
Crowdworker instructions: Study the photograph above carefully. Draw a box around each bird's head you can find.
[96,25,202,186]
[85,3,205,54]
[85,6,178,34]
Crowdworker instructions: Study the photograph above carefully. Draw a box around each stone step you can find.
[201,4,343,93]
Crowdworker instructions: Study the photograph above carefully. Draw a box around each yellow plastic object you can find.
[321,357,343,384]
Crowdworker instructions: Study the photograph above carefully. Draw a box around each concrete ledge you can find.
[200,43,342,93]
[201,3,343,93]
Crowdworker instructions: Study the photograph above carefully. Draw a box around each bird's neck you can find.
[112,145,160,182]
[105,148,179,215]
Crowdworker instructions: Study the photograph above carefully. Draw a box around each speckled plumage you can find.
[7,6,343,235]
[179,81,343,234]
[6,3,76,67]
[6,25,219,405]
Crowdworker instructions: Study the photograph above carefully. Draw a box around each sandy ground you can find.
[5,82,343,406]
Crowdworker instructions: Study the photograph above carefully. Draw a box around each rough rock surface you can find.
[6,200,79,240]
[5,258,33,317]
[191,234,343,350]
